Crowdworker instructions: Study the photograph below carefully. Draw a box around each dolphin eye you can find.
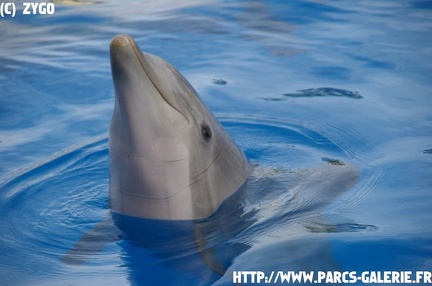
[201,125,212,143]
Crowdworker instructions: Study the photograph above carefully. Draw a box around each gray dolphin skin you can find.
[109,35,251,220]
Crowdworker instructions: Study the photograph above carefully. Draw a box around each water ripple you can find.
[0,116,384,284]
[0,135,112,285]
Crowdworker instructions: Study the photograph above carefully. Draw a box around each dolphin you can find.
[109,34,250,220]
[63,36,369,281]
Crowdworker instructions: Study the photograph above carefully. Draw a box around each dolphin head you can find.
[109,35,250,220]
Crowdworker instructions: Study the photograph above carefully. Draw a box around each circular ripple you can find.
[0,115,385,284]
[0,135,112,284]
[217,114,384,241]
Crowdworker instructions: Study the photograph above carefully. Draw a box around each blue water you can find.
[1,0,431,285]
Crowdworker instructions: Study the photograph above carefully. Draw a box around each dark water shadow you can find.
[111,187,256,285]
[262,87,363,102]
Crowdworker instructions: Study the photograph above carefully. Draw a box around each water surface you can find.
[1,0,431,285]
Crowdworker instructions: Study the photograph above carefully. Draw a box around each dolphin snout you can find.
[110,34,133,49]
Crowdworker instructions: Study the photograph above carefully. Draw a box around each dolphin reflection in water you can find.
[64,35,368,284]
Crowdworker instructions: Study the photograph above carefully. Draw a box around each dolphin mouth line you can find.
[113,140,226,200]
[110,150,188,163]
[127,37,190,123]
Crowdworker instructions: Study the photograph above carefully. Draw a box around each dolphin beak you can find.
[110,34,145,77]
[109,34,186,121]
[109,34,168,105]
[110,34,135,59]
[109,35,188,157]
[110,34,151,97]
